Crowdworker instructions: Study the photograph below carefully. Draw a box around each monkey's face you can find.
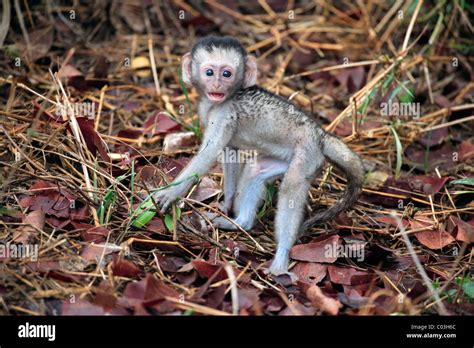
[192,48,244,104]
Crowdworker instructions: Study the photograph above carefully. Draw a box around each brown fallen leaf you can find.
[112,258,141,278]
[292,262,327,285]
[278,300,316,316]
[290,234,340,263]
[13,210,45,243]
[189,177,221,202]
[328,265,375,285]
[306,285,343,315]
[408,176,451,195]
[192,260,228,281]
[57,64,83,79]
[374,215,409,228]
[449,216,474,243]
[62,298,105,315]
[163,131,197,153]
[143,111,181,136]
[411,220,455,249]
[80,243,118,262]
[93,281,118,311]
[122,274,180,308]
[16,25,54,61]
[74,117,110,161]
[237,287,261,311]
[459,140,474,161]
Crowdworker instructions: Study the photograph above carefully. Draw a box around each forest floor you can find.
[0,1,473,316]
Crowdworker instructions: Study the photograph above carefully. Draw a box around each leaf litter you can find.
[0,1,473,316]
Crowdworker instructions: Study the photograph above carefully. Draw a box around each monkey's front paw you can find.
[153,184,187,212]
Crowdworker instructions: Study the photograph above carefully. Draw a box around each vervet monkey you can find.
[154,36,364,276]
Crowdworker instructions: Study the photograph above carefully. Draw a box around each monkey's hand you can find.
[153,181,192,213]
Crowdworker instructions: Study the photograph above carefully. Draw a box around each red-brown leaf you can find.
[13,210,45,243]
[189,177,221,202]
[292,262,327,285]
[143,111,181,136]
[192,260,228,281]
[411,220,455,249]
[450,216,474,243]
[112,259,141,278]
[328,265,375,285]
[62,299,105,315]
[290,235,340,263]
[306,285,342,315]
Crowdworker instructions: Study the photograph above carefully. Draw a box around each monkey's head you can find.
[181,36,257,104]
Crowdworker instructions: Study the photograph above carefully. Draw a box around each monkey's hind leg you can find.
[220,151,241,214]
[206,157,288,231]
[268,150,324,276]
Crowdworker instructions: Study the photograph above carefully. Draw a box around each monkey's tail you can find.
[302,133,364,231]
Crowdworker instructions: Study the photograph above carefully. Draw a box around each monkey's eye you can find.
[205,69,214,76]
[222,70,232,78]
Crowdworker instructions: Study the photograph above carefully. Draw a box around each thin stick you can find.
[400,0,423,54]
[148,37,161,96]
[0,0,11,47]
[164,296,231,316]
[224,264,239,315]
[390,211,449,315]
[420,115,474,133]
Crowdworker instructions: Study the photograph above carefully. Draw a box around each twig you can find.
[0,0,11,47]
[390,211,449,315]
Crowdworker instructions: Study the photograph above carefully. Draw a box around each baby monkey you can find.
[154,36,364,276]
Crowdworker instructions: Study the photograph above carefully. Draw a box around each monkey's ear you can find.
[181,52,192,85]
[244,55,257,88]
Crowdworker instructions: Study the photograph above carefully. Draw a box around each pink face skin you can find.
[200,63,236,103]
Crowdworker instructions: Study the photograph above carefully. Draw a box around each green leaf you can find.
[0,206,19,217]
[133,210,156,228]
[399,88,414,103]
[164,213,174,231]
[390,126,403,178]
[450,178,474,186]
[130,174,198,228]
[164,206,182,231]
[131,199,156,228]
[257,183,276,218]
[382,70,395,94]
[27,128,39,138]
[389,80,414,104]
[98,203,105,225]
[462,279,474,299]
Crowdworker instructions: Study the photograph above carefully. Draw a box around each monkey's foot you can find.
[264,265,299,284]
[202,212,240,230]
[217,201,231,215]
[267,256,298,278]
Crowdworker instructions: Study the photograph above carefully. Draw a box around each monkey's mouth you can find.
[207,92,226,102]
